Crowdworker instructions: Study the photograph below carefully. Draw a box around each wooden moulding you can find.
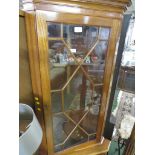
[35,0,131,10]
[35,3,123,19]
[22,0,131,18]
[55,139,111,155]
[38,10,113,27]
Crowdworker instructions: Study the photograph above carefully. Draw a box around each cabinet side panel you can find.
[19,16,34,106]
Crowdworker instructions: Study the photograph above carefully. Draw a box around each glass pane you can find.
[66,109,86,123]
[47,22,111,152]
[63,68,93,111]
[51,92,62,113]
[91,41,108,63]
[100,27,110,40]
[54,145,63,153]
[53,114,68,145]
[63,127,88,150]
[63,24,99,60]
[48,40,68,90]
[53,113,75,145]
[84,41,108,84]
[79,86,102,134]
[48,23,61,37]
[80,111,98,134]
[48,40,68,64]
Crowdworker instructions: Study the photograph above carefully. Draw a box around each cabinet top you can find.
[22,0,131,15]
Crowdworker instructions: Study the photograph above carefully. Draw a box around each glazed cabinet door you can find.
[36,10,121,154]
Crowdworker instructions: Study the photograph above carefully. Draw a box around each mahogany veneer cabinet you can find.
[21,0,131,154]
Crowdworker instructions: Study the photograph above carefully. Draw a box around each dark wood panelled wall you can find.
[19,0,131,155]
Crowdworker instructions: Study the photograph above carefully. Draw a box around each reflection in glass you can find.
[63,24,98,60]
[66,109,86,123]
[48,40,68,90]
[86,41,108,84]
[51,92,62,113]
[63,68,93,110]
[63,127,88,150]
[92,41,108,62]
[54,145,63,153]
[48,40,68,64]
[48,40,76,65]
[80,111,98,134]
[53,114,68,145]
[48,23,61,37]
[100,27,110,40]
[53,113,75,144]
[79,86,102,134]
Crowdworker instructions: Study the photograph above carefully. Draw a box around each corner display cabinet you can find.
[22,0,131,154]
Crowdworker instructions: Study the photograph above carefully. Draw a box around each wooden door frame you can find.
[35,10,122,154]
[25,12,48,155]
